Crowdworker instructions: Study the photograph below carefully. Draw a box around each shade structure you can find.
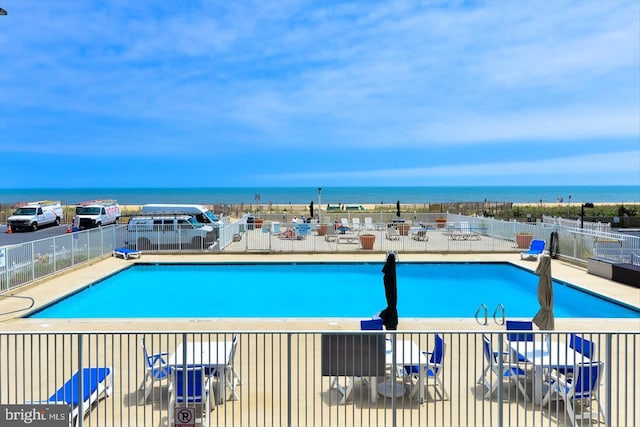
[532,255,554,330]
[396,200,401,218]
[379,253,398,330]
[309,201,314,218]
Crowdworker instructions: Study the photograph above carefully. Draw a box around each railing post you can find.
[77,333,84,427]
[287,332,292,427]
[605,333,612,427]
[497,332,504,427]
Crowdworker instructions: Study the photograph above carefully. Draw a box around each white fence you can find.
[0,330,637,427]
[2,216,639,295]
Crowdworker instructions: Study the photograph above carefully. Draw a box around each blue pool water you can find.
[28,263,640,319]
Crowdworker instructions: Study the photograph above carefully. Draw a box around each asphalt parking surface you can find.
[0,223,74,246]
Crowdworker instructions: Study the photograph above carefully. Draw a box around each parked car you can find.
[125,215,216,250]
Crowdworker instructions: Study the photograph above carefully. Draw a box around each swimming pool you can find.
[28,262,640,319]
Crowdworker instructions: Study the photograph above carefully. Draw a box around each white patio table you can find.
[369,339,428,403]
[509,338,591,404]
[169,340,234,404]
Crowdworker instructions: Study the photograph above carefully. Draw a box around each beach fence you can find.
[1,216,638,293]
[0,330,637,427]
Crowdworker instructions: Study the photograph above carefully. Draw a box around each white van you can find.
[125,215,216,250]
[140,204,221,224]
[74,199,121,229]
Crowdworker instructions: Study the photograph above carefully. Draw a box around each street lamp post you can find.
[581,202,594,229]
[318,188,322,224]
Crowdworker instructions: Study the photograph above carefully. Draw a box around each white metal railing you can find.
[0,330,637,427]
[543,215,612,232]
[2,216,639,295]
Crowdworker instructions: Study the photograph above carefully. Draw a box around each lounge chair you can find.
[386,227,400,240]
[112,247,141,260]
[409,227,429,241]
[449,222,480,241]
[480,334,528,401]
[340,218,352,231]
[43,367,113,427]
[138,337,170,404]
[404,333,449,401]
[168,366,212,426]
[324,226,339,242]
[364,217,375,231]
[542,361,605,427]
[520,239,545,260]
[278,228,297,240]
[352,217,362,231]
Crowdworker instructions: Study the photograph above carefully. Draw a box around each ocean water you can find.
[0,185,638,205]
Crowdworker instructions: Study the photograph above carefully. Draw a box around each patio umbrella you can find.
[532,255,554,330]
[396,200,401,218]
[309,201,314,218]
[379,252,398,330]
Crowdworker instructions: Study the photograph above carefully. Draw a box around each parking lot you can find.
[1,223,85,246]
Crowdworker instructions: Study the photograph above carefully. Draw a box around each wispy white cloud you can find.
[262,151,640,184]
[0,0,638,186]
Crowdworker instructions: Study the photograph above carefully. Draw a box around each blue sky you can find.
[0,1,638,188]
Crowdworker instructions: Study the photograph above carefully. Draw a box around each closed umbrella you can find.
[309,201,314,218]
[379,253,398,330]
[396,200,401,218]
[532,255,554,330]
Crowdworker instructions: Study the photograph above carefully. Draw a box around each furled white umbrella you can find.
[532,255,554,330]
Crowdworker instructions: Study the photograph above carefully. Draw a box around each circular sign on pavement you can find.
[174,406,195,426]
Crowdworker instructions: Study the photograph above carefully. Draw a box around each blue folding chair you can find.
[138,337,171,404]
[168,366,212,426]
[405,333,449,401]
[543,361,605,426]
[557,333,595,377]
[360,318,383,330]
[506,320,534,364]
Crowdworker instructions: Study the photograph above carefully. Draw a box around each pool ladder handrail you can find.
[493,303,505,326]
[475,304,488,325]
[475,303,506,326]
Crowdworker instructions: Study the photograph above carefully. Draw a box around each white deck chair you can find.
[352,217,362,230]
[364,217,375,230]
[386,227,400,240]
[340,218,351,229]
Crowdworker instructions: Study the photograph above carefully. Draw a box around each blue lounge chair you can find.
[112,247,141,260]
[542,361,605,426]
[138,337,171,404]
[520,239,545,260]
[46,367,113,426]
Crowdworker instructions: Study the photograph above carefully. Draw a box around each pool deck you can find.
[1,253,638,427]
[1,252,638,331]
